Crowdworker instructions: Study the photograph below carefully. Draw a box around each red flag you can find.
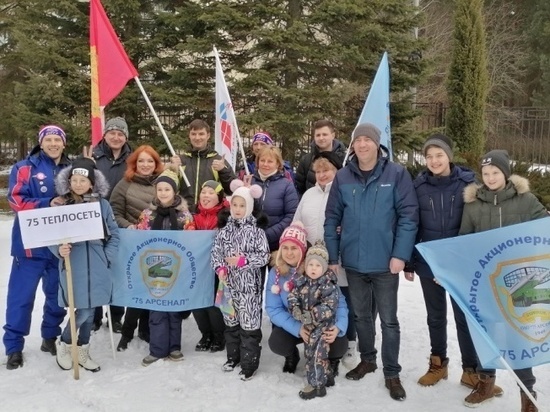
[90,0,138,145]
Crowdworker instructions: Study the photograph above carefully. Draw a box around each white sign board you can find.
[19,202,104,249]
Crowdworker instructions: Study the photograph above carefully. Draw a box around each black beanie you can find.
[70,158,96,185]
[423,134,453,161]
[481,150,511,179]
[313,151,343,170]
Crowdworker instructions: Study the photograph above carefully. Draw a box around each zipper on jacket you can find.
[440,193,445,230]
[449,195,455,218]
[194,156,201,205]
[429,196,436,220]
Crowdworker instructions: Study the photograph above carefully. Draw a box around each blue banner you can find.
[112,229,216,311]
[416,219,550,369]
[356,51,392,159]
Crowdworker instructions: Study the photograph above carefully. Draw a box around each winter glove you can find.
[292,306,302,322]
[301,310,313,325]
[217,266,228,280]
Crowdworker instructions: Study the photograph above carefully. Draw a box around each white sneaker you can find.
[342,340,358,370]
[56,339,72,370]
[77,344,100,372]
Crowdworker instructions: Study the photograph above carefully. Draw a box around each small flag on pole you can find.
[214,47,240,171]
[90,0,138,145]
[355,52,392,159]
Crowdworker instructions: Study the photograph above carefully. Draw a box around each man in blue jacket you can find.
[3,125,71,369]
[324,123,418,401]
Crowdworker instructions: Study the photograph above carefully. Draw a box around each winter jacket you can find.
[459,174,548,235]
[110,174,158,228]
[211,215,270,329]
[136,196,195,231]
[294,182,333,244]
[252,171,299,251]
[51,166,120,309]
[178,146,236,208]
[265,266,348,338]
[293,182,348,286]
[92,139,132,200]
[411,165,476,278]
[193,199,229,230]
[211,215,270,285]
[324,155,419,274]
[287,270,339,329]
[295,139,347,195]
[9,145,71,258]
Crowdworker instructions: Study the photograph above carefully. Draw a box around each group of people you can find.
[1,116,543,411]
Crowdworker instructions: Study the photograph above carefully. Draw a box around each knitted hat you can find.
[70,158,96,185]
[103,117,129,139]
[201,180,224,204]
[229,179,262,219]
[155,167,180,193]
[481,150,511,179]
[38,125,66,145]
[252,132,274,146]
[313,151,343,170]
[423,133,453,161]
[305,240,329,275]
[278,221,308,265]
[352,123,381,147]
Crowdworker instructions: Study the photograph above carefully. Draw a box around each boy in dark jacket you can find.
[288,240,339,400]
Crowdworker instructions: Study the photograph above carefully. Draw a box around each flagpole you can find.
[497,357,540,409]
[133,76,190,187]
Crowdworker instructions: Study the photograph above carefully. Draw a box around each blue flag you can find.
[416,219,550,370]
[355,51,392,159]
[111,230,216,311]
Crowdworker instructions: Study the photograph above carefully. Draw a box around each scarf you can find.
[151,197,182,230]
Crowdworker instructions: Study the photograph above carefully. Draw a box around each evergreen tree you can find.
[445,0,488,161]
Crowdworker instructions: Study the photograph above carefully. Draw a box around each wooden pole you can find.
[64,254,80,380]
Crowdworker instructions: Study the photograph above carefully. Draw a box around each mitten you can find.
[292,306,302,321]
[217,266,228,280]
[301,310,313,325]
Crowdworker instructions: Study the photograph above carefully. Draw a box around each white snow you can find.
[0,216,547,412]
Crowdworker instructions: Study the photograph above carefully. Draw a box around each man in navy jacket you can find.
[324,123,418,401]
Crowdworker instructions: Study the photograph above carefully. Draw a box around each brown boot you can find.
[418,355,448,386]
[520,391,538,412]
[460,368,504,396]
[463,374,496,407]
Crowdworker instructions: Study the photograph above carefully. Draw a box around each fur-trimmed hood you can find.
[55,163,110,198]
[463,174,530,204]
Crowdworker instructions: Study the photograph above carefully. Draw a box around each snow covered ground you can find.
[0,216,547,412]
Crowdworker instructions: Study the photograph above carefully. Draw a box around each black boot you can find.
[117,336,131,352]
[283,347,300,373]
[195,334,212,352]
[210,333,225,352]
[6,352,23,370]
[40,338,57,356]
[327,359,340,387]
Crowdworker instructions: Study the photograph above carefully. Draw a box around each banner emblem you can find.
[491,255,550,343]
[141,250,181,298]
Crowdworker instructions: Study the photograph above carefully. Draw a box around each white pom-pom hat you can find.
[229,179,262,219]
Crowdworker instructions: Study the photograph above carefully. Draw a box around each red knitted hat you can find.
[279,221,308,264]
